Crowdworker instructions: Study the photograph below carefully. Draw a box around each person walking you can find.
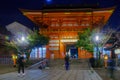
[17,54,26,76]
[89,56,95,68]
[107,58,115,79]
[64,54,70,70]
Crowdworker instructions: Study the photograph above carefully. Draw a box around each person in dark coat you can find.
[64,54,70,70]
[107,58,115,78]
[89,57,95,68]
[17,54,25,76]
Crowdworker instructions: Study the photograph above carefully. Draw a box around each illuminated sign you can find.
[49,40,59,43]
[61,39,78,42]
[49,47,59,50]
[49,44,59,46]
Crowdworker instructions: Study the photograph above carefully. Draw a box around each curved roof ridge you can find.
[20,6,116,13]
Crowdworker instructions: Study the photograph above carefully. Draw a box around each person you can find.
[64,54,70,70]
[107,58,115,78]
[89,56,95,68]
[17,54,26,76]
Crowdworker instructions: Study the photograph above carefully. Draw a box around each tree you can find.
[28,30,49,48]
[76,26,120,67]
[5,41,19,54]
[5,30,49,60]
[76,28,94,53]
[27,30,49,59]
[76,27,118,54]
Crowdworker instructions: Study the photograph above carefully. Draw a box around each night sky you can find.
[0,0,120,31]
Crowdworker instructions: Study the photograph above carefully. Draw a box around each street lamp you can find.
[95,35,99,41]
[16,35,29,46]
[21,36,25,41]
[95,35,100,59]
[94,34,102,67]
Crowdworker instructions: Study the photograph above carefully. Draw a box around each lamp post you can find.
[21,36,25,41]
[95,35,101,67]
[95,35,100,59]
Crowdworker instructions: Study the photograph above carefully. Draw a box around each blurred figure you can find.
[17,53,26,76]
[64,54,70,70]
[107,58,115,78]
[89,56,95,68]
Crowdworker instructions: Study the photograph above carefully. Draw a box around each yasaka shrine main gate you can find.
[21,7,114,59]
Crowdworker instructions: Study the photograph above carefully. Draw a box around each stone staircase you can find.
[49,59,90,70]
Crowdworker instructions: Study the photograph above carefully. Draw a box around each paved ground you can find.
[0,59,42,74]
[0,69,102,80]
[0,64,17,74]
[95,67,120,80]
[0,59,102,80]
